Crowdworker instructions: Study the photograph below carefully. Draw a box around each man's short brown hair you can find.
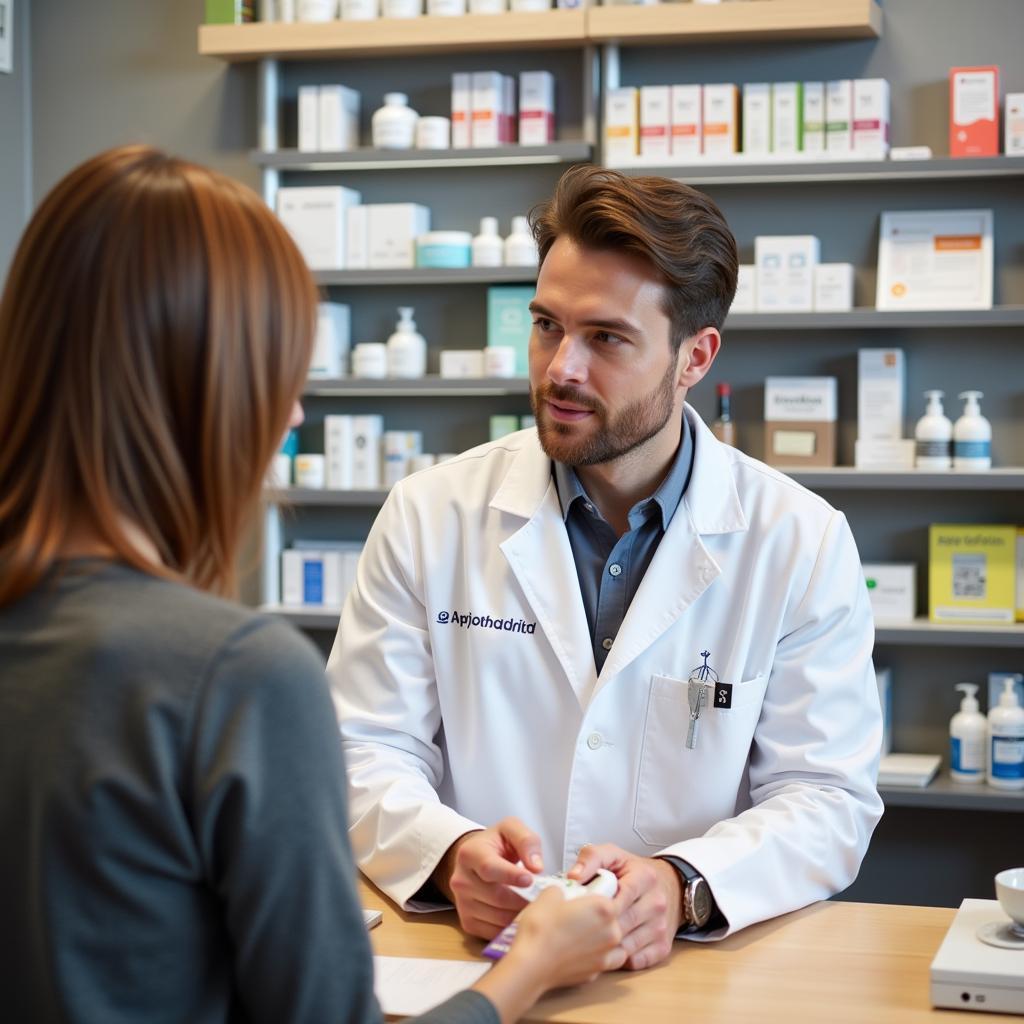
[531,166,738,352]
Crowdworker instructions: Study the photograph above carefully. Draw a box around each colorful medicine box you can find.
[929,524,1017,625]
[487,286,534,376]
[950,66,1000,157]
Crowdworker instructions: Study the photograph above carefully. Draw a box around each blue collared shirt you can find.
[553,413,695,674]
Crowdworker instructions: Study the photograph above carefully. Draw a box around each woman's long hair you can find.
[0,145,317,604]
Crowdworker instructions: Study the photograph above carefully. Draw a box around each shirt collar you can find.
[552,412,694,530]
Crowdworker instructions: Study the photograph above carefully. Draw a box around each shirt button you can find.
[587,733,603,750]
[608,563,622,578]
[584,503,595,514]
[601,637,613,651]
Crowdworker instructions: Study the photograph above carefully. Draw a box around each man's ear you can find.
[677,328,721,389]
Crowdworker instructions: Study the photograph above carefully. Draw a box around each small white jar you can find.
[352,342,389,378]
[372,93,419,150]
[341,0,378,18]
[382,0,421,15]
[298,0,338,20]
[415,116,451,149]
[294,453,327,489]
[484,345,517,377]
[428,0,467,15]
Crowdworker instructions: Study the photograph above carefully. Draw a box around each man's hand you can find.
[433,817,545,940]
[567,844,684,970]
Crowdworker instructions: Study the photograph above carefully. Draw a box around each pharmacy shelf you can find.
[199,10,586,61]
[786,468,1024,491]
[724,307,1024,330]
[252,142,592,172]
[879,774,1024,812]
[303,375,530,396]
[612,156,1024,186]
[313,267,536,286]
[587,0,882,45]
[874,620,1024,649]
[261,604,342,629]
[266,487,389,506]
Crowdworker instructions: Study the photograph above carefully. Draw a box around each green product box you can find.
[487,285,535,377]
[490,415,521,442]
[205,0,254,24]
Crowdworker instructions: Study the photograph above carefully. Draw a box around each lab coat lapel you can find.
[492,434,598,708]
[596,408,748,690]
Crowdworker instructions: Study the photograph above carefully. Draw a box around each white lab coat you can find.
[329,406,883,938]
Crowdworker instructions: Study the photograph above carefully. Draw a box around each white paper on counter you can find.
[374,956,491,1017]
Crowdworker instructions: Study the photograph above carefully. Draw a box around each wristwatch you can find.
[676,860,715,932]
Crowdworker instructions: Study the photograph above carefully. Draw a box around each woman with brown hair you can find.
[0,146,624,1024]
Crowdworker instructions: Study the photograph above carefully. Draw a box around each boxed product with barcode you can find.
[605,87,639,163]
[670,84,702,158]
[763,376,837,467]
[852,78,890,157]
[319,84,361,152]
[519,71,555,146]
[703,83,738,157]
[276,186,362,270]
[452,73,472,148]
[814,262,854,312]
[863,563,916,624]
[754,234,820,312]
[928,524,1016,625]
[772,82,803,155]
[742,83,771,156]
[803,81,826,153]
[826,79,853,153]
[640,85,671,160]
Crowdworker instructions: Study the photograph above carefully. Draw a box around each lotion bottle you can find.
[372,93,419,150]
[504,215,538,267]
[988,677,1024,790]
[949,683,986,784]
[914,390,952,470]
[386,307,427,378]
[953,390,992,470]
[472,217,504,267]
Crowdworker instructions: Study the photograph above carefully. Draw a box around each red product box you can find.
[949,66,1000,157]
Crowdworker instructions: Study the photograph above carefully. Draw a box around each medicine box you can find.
[640,85,671,161]
[803,81,826,154]
[857,348,905,442]
[1017,528,1024,621]
[754,234,820,313]
[351,414,384,490]
[298,86,319,152]
[671,85,702,158]
[276,186,362,270]
[826,79,853,153]
[452,73,471,149]
[731,264,756,314]
[346,205,369,270]
[1005,93,1024,157]
[519,71,555,146]
[813,262,854,312]
[950,66,999,158]
[763,376,837,468]
[854,439,915,471]
[310,302,351,379]
[366,203,431,269]
[742,83,771,156]
[487,286,534,376]
[440,349,486,379]
[852,78,890,157]
[325,414,354,489]
[876,666,893,756]
[319,84,361,152]
[471,71,506,148]
[771,82,803,156]
[282,549,343,607]
[605,87,639,164]
[863,563,916,624]
[929,524,1016,625]
[703,84,738,157]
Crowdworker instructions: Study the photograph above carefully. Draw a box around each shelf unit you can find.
[312,267,536,286]
[303,375,531,397]
[879,774,1024,813]
[724,307,1024,330]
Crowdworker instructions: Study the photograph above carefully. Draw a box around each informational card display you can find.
[876,209,993,311]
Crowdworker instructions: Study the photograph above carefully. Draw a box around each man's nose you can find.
[546,335,588,386]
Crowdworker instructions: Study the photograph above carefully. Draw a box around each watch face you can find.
[690,879,712,926]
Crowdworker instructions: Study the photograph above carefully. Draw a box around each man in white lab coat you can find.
[330,166,883,970]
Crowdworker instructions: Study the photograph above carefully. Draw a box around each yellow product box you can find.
[928,524,1016,625]
[1017,528,1024,622]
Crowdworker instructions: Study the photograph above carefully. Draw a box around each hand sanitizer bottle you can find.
[953,390,992,470]
[950,683,986,784]
[987,677,1024,790]
[504,215,539,267]
[386,307,427,378]
[914,390,952,470]
[472,217,504,267]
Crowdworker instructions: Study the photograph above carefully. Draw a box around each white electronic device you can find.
[930,899,1024,1014]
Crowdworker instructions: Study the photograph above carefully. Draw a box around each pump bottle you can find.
[914,390,952,470]
[504,216,538,267]
[988,678,1024,790]
[386,307,427,378]
[949,683,986,784]
[472,217,504,267]
[953,390,992,470]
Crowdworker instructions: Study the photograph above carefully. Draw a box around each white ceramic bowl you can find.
[995,867,1024,933]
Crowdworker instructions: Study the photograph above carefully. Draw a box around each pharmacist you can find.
[329,166,883,970]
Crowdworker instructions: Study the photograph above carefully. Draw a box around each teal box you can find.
[487,286,535,377]
[490,415,520,442]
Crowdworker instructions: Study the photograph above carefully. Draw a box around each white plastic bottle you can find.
[953,390,992,470]
[950,683,986,784]
[914,390,952,470]
[988,678,1024,790]
[504,215,538,267]
[382,0,420,14]
[472,217,504,267]
[386,307,427,378]
[372,93,419,150]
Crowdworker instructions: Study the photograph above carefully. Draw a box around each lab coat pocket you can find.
[632,672,766,849]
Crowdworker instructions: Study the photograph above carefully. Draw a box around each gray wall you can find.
[0,0,31,282]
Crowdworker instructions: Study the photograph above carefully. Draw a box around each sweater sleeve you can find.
[186,616,499,1024]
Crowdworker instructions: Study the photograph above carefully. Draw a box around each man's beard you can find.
[530,359,677,466]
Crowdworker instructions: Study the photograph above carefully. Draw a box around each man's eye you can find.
[532,318,557,332]
[594,331,624,345]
